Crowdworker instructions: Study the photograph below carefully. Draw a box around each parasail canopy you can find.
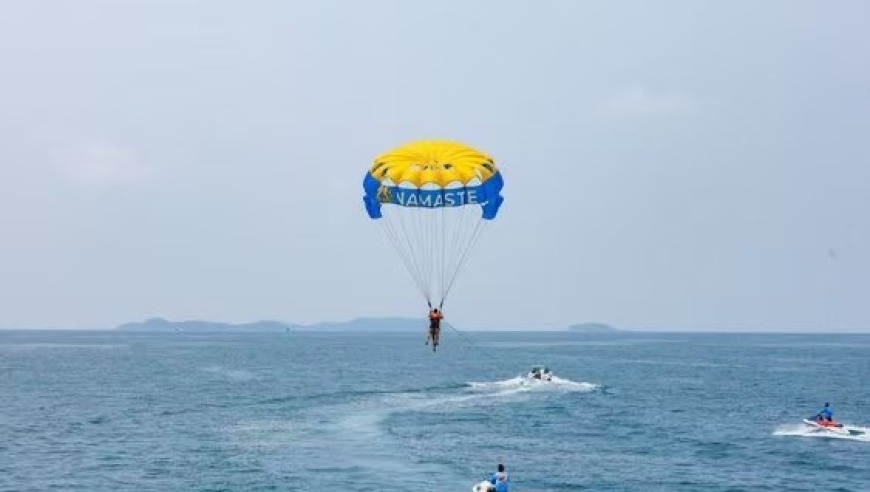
[362,140,504,308]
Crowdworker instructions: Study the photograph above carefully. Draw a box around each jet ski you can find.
[803,418,852,436]
[527,365,553,382]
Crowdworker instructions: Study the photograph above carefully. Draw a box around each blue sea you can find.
[1,330,869,491]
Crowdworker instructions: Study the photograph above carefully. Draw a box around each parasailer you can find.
[362,140,504,350]
[426,308,443,351]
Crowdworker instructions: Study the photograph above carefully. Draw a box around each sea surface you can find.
[1,330,868,491]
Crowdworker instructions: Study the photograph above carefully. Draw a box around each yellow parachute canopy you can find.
[370,140,498,189]
[362,140,505,309]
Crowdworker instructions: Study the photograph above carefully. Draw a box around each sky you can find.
[0,1,868,331]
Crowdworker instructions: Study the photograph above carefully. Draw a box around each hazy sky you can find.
[1,1,868,331]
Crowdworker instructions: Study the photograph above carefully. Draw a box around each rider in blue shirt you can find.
[817,402,833,421]
[489,464,510,492]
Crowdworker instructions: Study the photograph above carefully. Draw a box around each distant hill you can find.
[567,322,620,333]
[115,317,427,333]
[117,317,296,333]
[300,317,425,332]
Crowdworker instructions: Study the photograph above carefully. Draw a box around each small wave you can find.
[773,423,870,442]
[226,420,306,451]
[0,343,127,351]
[257,383,468,406]
[477,338,682,348]
[200,366,257,381]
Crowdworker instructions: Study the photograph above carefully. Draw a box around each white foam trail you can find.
[773,423,870,442]
[468,375,600,393]
[227,378,602,488]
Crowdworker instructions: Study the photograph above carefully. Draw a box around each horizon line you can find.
[1,326,868,334]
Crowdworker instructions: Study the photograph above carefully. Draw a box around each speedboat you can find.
[802,418,851,436]
[527,365,553,382]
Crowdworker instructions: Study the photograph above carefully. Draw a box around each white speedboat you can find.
[527,365,553,382]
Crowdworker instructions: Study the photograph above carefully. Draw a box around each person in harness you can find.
[425,308,443,352]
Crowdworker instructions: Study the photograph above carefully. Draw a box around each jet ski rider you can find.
[816,402,833,423]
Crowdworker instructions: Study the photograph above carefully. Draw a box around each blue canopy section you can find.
[362,171,504,220]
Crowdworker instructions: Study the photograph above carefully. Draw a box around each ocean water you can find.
[1,330,868,491]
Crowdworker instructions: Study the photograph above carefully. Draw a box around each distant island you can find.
[299,317,427,332]
[116,318,624,333]
[116,317,429,333]
[567,322,620,333]
[116,318,294,333]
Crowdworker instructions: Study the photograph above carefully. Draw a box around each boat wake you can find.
[227,374,601,488]
[773,423,870,442]
[467,375,600,394]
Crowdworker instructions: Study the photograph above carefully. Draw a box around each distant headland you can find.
[116,318,292,333]
[116,317,429,333]
[115,317,623,333]
[567,322,620,333]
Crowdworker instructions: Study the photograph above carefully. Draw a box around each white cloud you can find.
[53,143,150,185]
[601,86,695,118]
